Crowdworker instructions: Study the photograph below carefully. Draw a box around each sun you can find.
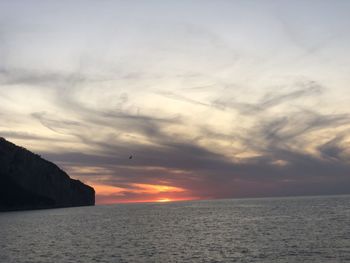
[156,198,172,203]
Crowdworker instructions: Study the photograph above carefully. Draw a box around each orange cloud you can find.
[92,184,126,196]
[131,183,185,194]
[90,182,196,204]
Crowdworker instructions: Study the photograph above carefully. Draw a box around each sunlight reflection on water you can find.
[1,195,350,263]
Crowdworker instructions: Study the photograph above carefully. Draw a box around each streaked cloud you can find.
[1,0,350,203]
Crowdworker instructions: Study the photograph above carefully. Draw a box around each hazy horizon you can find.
[1,0,350,204]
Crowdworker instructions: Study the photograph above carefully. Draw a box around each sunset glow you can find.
[156,198,172,203]
[2,0,350,204]
[2,2,350,263]
[90,182,193,204]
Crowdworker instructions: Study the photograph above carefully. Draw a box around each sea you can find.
[1,195,350,263]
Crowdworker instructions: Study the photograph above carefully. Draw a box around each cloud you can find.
[1,0,350,203]
[31,112,83,134]
[5,72,345,203]
[155,90,211,107]
[212,80,323,114]
[2,71,349,203]
[0,131,57,141]
[317,135,347,162]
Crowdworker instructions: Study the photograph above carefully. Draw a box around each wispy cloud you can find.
[1,0,350,203]
[212,80,323,114]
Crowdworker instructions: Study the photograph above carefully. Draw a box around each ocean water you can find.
[1,195,350,263]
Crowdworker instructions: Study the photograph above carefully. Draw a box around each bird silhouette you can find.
[129,155,133,159]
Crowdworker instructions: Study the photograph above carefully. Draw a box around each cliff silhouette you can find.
[0,137,95,211]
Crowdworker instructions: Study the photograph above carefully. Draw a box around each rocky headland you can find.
[0,137,95,211]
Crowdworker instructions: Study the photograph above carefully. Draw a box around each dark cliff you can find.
[0,137,95,211]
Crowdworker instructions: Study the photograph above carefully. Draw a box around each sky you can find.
[1,0,350,204]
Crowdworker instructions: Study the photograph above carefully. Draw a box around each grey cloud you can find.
[1,0,350,202]
[31,112,83,134]
[0,130,57,141]
[212,80,323,114]
[277,14,339,57]
[155,90,211,107]
[258,111,350,146]
[42,134,350,200]
[0,68,86,87]
[26,77,350,199]
[317,136,346,162]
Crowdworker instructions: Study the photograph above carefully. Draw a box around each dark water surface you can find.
[1,195,350,263]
